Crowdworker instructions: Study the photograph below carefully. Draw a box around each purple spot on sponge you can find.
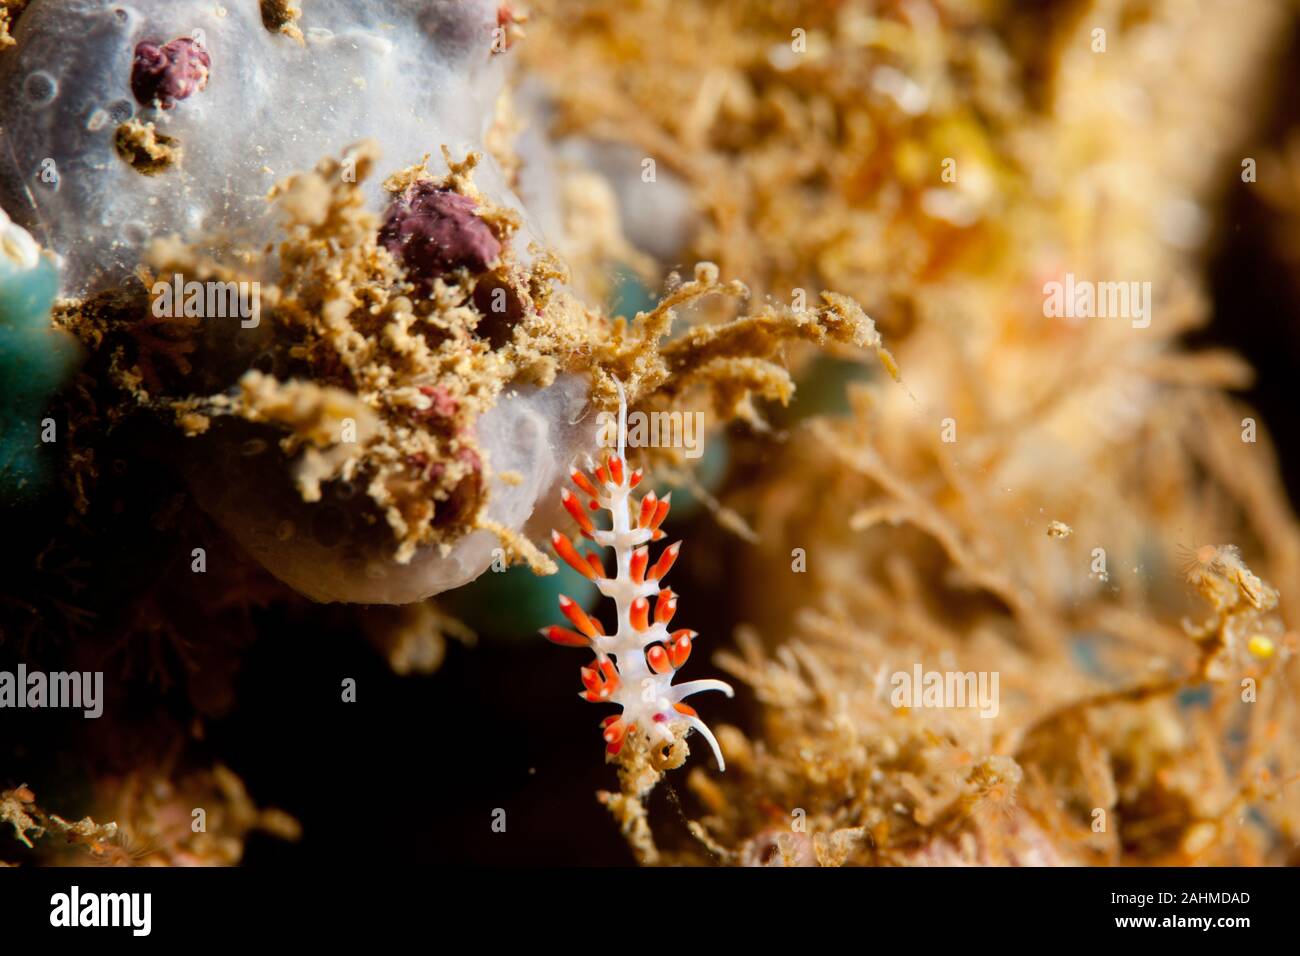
[131,37,211,109]
[378,183,501,282]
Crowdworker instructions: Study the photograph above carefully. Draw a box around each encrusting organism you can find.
[542,380,734,769]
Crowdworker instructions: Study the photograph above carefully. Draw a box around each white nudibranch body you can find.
[543,381,734,769]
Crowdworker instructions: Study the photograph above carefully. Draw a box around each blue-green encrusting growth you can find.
[0,209,81,504]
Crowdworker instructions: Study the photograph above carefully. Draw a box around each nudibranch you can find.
[542,382,734,769]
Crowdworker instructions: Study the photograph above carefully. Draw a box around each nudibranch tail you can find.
[543,380,734,769]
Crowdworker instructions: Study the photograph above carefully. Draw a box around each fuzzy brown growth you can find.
[2,784,117,859]
[0,0,26,50]
[58,123,903,577]
[59,143,598,565]
[259,0,303,41]
[114,120,181,175]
